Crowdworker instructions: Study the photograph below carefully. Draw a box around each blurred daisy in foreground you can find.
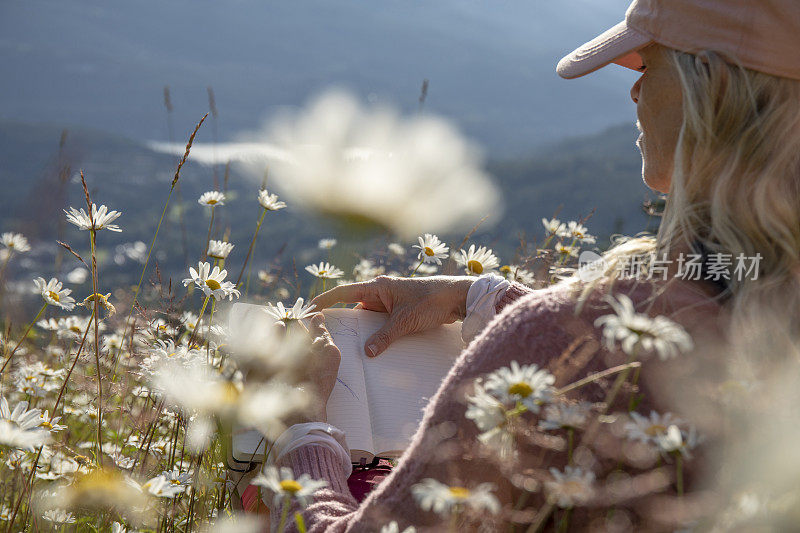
[483,361,554,413]
[198,191,225,207]
[594,293,693,359]
[263,297,316,323]
[207,240,234,260]
[381,521,416,533]
[240,89,501,239]
[182,262,240,301]
[455,245,500,275]
[411,478,499,517]
[545,466,595,508]
[252,466,328,509]
[33,277,75,310]
[1,232,31,253]
[555,242,580,258]
[64,204,122,232]
[41,509,76,525]
[388,243,405,256]
[257,189,286,211]
[412,233,449,265]
[305,262,344,280]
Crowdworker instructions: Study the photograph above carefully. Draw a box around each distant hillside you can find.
[0,120,659,287]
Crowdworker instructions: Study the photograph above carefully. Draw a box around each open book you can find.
[228,304,464,465]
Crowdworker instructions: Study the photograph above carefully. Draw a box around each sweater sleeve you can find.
[495,281,535,314]
[269,283,602,532]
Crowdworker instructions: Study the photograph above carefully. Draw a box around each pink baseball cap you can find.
[557,0,800,81]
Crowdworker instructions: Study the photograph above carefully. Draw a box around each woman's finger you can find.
[311,282,369,310]
[364,312,408,357]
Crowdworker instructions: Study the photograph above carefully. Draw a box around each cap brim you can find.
[557,20,653,79]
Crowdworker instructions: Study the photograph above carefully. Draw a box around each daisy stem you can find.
[410,258,424,277]
[89,228,103,465]
[237,207,267,292]
[567,428,574,465]
[5,445,43,533]
[203,206,217,259]
[556,508,572,533]
[448,508,460,533]
[0,250,12,285]
[603,350,638,413]
[206,299,217,362]
[111,182,177,382]
[0,302,48,375]
[52,307,96,415]
[277,495,291,533]
[676,453,684,497]
[627,365,642,412]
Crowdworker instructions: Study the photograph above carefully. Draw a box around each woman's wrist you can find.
[444,276,476,320]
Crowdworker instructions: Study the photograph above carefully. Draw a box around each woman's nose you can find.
[630,76,643,104]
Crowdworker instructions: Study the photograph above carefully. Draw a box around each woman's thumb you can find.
[365,316,405,357]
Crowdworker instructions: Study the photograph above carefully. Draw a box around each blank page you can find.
[322,312,374,460]
[327,309,463,456]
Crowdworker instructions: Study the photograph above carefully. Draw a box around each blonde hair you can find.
[567,48,800,352]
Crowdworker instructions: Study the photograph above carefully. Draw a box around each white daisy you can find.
[624,410,684,445]
[353,259,385,281]
[558,221,596,244]
[257,189,286,211]
[455,245,500,275]
[380,521,416,533]
[33,277,76,310]
[142,474,185,498]
[501,265,536,286]
[655,424,701,458]
[412,233,449,265]
[0,396,51,451]
[252,466,328,509]
[545,466,595,508]
[207,240,234,260]
[263,297,317,323]
[64,203,122,232]
[594,293,694,360]
[1,232,31,253]
[537,401,592,431]
[483,361,555,413]
[465,383,515,458]
[198,191,225,207]
[182,262,240,301]
[318,238,337,250]
[411,478,500,517]
[305,262,344,280]
[388,243,405,256]
[555,242,579,258]
[542,217,566,236]
[42,509,76,524]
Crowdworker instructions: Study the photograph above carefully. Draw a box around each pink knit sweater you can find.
[270,278,726,532]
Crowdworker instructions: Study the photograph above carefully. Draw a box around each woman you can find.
[265,0,800,530]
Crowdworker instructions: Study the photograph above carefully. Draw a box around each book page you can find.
[325,308,463,456]
[321,313,375,461]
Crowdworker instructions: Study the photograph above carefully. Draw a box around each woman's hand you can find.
[311,275,474,357]
[294,313,341,423]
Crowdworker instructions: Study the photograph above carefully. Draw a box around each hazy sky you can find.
[0,0,639,156]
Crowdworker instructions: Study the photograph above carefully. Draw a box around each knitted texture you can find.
[270,278,725,532]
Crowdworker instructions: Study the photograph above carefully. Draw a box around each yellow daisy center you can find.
[40,421,53,429]
[318,270,327,276]
[508,382,533,398]
[467,260,483,274]
[561,480,586,496]
[645,424,667,436]
[48,291,60,302]
[207,199,218,205]
[280,479,303,494]
[205,279,221,291]
[221,382,240,404]
[448,487,471,500]
[424,246,435,257]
